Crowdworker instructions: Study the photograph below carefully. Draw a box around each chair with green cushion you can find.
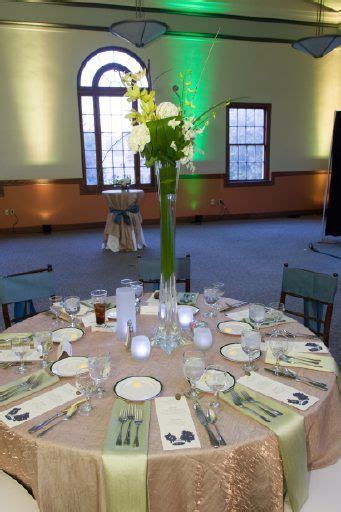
[279,263,338,346]
[0,265,55,328]
[137,254,191,292]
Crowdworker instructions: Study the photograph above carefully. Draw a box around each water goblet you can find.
[11,337,31,374]
[63,296,81,327]
[269,332,289,375]
[182,350,206,399]
[121,278,133,287]
[241,330,261,374]
[249,303,265,330]
[75,370,95,415]
[203,287,219,318]
[267,302,285,333]
[49,295,63,329]
[91,289,107,326]
[33,331,53,368]
[212,282,224,312]
[88,354,111,398]
[204,365,231,409]
[130,280,144,311]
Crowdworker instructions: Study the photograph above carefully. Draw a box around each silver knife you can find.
[28,410,67,433]
[264,368,328,390]
[193,401,220,448]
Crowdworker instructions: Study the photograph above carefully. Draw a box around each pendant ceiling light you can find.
[292,0,341,58]
[110,0,168,48]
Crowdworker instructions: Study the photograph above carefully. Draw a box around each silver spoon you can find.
[206,408,226,446]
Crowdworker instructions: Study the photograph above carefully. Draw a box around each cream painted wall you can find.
[0,24,339,180]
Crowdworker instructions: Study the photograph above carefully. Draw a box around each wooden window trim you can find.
[225,102,272,187]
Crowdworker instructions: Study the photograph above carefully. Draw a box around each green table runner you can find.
[265,351,338,373]
[102,399,151,512]
[0,369,59,406]
[221,384,308,512]
[0,333,33,349]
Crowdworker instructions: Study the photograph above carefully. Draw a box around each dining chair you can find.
[0,264,55,328]
[0,470,39,512]
[137,254,191,292]
[279,263,338,346]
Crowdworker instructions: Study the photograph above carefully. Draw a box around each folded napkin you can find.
[140,305,159,316]
[0,369,59,407]
[0,349,41,363]
[0,333,33,349]
[238,372,318,411]
[220,383,308,512]
[227,308,295,327]
[265,351,338,373]
[102,398,151,512]
[155,396,201,450]
[0,383,78,427]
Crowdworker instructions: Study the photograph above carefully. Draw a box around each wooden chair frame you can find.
[279,263,338,346]
[137,254,191,292]
[2,265,53,328]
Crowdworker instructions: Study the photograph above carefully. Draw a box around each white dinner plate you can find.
[220,343,261,363]
[106,307,117,320]
[52,327,84,344]
[51,356,89,377]
[217,321,253,336]
[196,368,235,393]
[114,376,162,401]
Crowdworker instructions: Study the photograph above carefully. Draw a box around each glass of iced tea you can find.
[91,289,107,325]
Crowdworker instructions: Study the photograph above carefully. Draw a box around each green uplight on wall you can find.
[162,1,229,15]
[181,177,204,211]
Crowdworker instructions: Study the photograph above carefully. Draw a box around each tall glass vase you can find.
[153,161,181,354]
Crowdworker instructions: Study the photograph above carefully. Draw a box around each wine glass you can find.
[269,332,289,375]
[130,280,144,311]
[203,287,219,318]
[63,296,81,327]
[121,278,133,287]
[33,331,53,368]
[11,337,31,374]
[249,303,265,330]
[204,365,231,409]
[212,282,224,312]
[49,295,63,329]
[88,354,111,398]
[75,370,95,415]
[182,350,206,399]
[241,330,261,373]
[267,302,285,333]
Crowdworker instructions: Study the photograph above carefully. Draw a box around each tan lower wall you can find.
[0,171,326,231]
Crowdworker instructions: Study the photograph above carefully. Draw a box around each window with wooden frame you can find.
[78,47,154,191]
[225,103,271,185]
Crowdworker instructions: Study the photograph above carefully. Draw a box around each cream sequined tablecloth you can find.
[0,296,340,512]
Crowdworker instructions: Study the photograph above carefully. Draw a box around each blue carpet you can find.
[0,215,340,363]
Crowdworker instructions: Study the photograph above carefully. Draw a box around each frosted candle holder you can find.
[131,335,151,361]
[116,287,136,341]
[193,327,213,351]
[178,305,194,331]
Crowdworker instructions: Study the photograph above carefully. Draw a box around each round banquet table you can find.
[102,189,145,252]
[0,296,340,512]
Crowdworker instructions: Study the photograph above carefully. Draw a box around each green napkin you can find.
[0,333,33,349]
[102,399,151,512]
[221,384,308,512]
[265,351,339,373]
[0,369,59,406]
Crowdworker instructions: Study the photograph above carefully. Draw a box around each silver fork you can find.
[116,407,128,446]
[240,390,283,417]
[230,391,271,422]
[280,355,322,367]
[133,407,143,448]
[0,374,41,402]
[124,404,135,446]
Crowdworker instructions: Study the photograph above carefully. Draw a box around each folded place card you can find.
[288,340,329,354]
[238,372,318,411]
[140,305,159,316]
[0,349,41,362]
[155,396,201,450]
[0,383,79,428]
[91,324,117,333]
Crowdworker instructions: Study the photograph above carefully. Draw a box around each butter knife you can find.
[28,399,86,433]
[193,401,219,448]
[264,368,328,390]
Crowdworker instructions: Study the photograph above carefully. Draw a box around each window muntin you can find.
[226,103,271,182]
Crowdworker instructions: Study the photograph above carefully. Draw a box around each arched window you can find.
[78,47,152,189]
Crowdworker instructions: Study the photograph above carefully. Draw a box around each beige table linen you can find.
[103,189,145,252]
[0,296,340,512]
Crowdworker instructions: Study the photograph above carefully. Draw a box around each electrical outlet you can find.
[9,209,15,215]
[210,199,215,205]
[4,209,9,216]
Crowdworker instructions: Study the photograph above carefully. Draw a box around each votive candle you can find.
[178,305,194,330]
[193,327,213,351]
[131,335,151,361]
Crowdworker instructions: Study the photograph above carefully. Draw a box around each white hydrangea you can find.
[156,102,179,119]
[128,124,150,153]
[168,118,181,129]
[180,143,194,165]
[170,141,177,151]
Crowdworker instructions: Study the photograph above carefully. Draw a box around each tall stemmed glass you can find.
[203,287,219,318]
[212,282,224,313]
[269,333,289,375]
[49,295,63,329]
[205,365,231,409]
[183,350,206,399]
[11,337,31,374]
[249,303,265,330]
[75,370,95,415]
[63,296,81,327]
[34,331,53,368]
[88,354,111,398]
[268,302,285,333]
[241,331,261,374]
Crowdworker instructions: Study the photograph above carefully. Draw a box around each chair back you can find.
[0,265,55,328]
[280,263,338,346]
[137,254,191,292]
